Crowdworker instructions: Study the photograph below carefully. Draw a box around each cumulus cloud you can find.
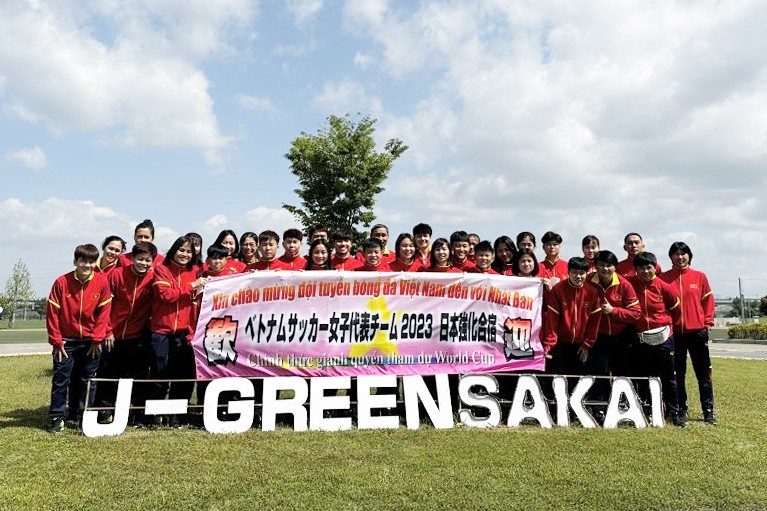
[345,0,767,297]
[286,0,323,25]
[312,79,383,116]
[0,0,254,169]
[5,146,47,169]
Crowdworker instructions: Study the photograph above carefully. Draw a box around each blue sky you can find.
[2,0,767,299]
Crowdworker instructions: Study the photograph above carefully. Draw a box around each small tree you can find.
[283,114,407,244]
[4,259,35,328]
[727,296,760,319]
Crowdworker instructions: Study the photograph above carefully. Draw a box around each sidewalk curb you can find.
[712,339,767,346]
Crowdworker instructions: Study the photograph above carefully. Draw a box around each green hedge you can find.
[728,323,767,340]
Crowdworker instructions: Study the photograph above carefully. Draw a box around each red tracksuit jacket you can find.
[660,267,714,333]
[588,273,641,336]
[389,258,425,272]
[278,254,307,270]
[423,265,462,273]
[108,265,154,340]
[354,262,392,272]
[539,258,569,280]
[151,262,198,335]
[544,280,602,353]
[627,275,680,332]
[331,255,363,271]
[46,272,112,347]
[451,258,480,273]
[251,258,292,271]
[616,256,662,279]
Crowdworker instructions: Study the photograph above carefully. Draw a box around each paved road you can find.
[2,341,767,359]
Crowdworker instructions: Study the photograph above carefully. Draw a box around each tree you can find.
[4,259,35,328]
[760,294,767,317]
[727,296,760,318]
[283,114,408,244]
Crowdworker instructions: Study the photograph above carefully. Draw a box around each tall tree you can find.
[4,259,35,328]
[283,114,408,243]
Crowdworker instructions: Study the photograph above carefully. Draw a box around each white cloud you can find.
[353,52,372,69]
[313,79,382,116]
[349,0,767,298]
[5,146,47,169]
[236,94,276,113]
[286,0,323,25]
[0,0,254,169]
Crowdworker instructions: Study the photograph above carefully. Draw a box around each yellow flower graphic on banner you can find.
[349,296,399,358]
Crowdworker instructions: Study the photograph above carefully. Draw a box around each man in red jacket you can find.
[46,244,112,432]
[616,232,661,278]
[660,242,717,425]
[544,257,602,375]
[95,242,156,425]
[628,251,685,426]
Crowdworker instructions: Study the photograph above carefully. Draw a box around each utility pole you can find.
[738,277,746,323]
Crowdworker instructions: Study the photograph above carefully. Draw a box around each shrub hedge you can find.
[728,323,767,340]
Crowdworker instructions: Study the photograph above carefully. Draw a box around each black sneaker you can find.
[669,412,686,428]
[47,417,64,433]
[703,410,717,425]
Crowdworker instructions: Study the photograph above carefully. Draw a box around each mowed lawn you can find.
[0,356,765,511]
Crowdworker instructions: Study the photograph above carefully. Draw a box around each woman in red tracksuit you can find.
[661,242,716,426]
[150,235,206,426]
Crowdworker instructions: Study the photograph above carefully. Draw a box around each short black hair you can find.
[567,257,590,272]
[74,244,99,262]
[332,231,353,242]
[283,228,303,241]
[207,244,230,259]
[133,242,157,260]
[450,230,470,245]
[473,240,494,255]
[258,230,280,244]
[624,232,643,243]
[413,223,432,236]
[633,251,657,268]
[541,231,562,244]
[362,238,383,252]
[668,241,693,263]
[595,250,619,267]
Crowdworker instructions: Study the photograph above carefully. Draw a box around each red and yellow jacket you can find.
[46,271,112,347]
[151,262,198,335]
[660,267,714,333]
[627,275,680,332]
[108,265,154,340]
[589,272,641,336]
[544,280,602,352]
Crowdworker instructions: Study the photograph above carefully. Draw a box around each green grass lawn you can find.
[0,329,47,344]
[1,356,766,510]
[0,319,45,330]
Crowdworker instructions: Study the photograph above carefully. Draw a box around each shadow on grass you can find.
[0,405,49,430]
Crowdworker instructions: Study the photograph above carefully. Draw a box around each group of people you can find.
[45,219,716,431]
